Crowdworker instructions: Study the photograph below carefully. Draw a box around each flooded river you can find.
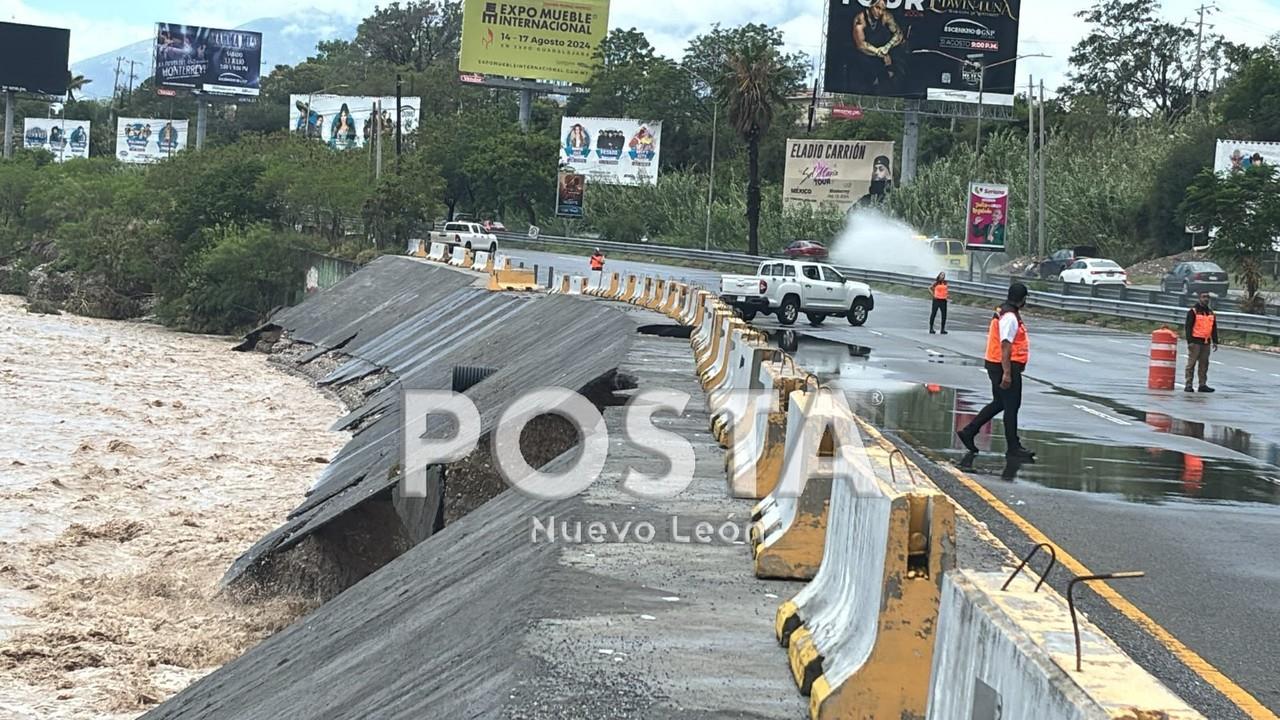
[0,296,345,718]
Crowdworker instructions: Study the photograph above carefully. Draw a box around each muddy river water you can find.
[0,296,345,719]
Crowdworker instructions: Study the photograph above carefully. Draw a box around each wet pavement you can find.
[497,246,1280,717]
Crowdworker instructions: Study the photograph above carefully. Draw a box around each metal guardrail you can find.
[487,230,1280,339]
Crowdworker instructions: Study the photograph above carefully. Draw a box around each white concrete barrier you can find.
[927,570,1205,720]
[752,389,835,579]
[449,245,469,267]
[567,276,586,295]
[775,399,957,720]
[427,242,448,262]
[471,251,491,272]
[586,273,603,295]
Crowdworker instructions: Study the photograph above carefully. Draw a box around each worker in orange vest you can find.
[957,283,1035,460]
[929,272,949,334]
[589,248,605,286]
[1184,291,1218,393]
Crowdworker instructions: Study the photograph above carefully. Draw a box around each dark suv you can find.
[1162,261,1229,297]
[1038,246,1097,279]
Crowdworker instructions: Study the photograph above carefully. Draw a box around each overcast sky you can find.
[5,0,1279,94]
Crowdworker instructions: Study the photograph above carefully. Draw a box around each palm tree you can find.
[720,43,788,256]
[66,74,91,102]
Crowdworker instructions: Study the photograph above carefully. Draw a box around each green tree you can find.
[719,37,793,255]
[1182,165,1280,311]
[1218,41,1280,139]
[1062,0,1205,118]
[354,1,463,71]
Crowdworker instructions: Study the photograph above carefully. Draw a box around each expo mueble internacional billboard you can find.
[459,0,611,84]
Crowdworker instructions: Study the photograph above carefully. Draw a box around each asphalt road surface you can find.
[506,245,1280,719]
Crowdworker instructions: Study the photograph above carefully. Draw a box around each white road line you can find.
[1129,343,1146,349]
[1271,373,1280,379]
[1058,352,1093,363]
[1238,367,1258,373]
[869,330,884,337]
[1210,360,1224,365]
[1108,339,1124,344]
[1073,404,1131,426]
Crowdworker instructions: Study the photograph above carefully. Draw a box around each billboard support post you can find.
[519,89,532,133]
[3,91,13,160]
[196,100,207,150]
[975,64,984,159]
[901,99,920,185]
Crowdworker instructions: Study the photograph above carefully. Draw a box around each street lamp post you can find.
[681,66,718,251]
[910,51,1047,158]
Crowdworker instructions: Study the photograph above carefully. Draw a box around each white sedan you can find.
[1058,258,1129,286]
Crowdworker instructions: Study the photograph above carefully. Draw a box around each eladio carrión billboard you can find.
[459,0,610,84]
[824,0,1023,105]
[783,139,895,212]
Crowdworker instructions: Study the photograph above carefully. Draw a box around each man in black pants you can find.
[957,283,1035,460]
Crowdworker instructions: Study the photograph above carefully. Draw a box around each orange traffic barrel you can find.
[1148,327,1178,390]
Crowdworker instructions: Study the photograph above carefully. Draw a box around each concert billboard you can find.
[0,22,70,96]
[23,118,90,162]
[783,139,895,212]
[824,0,1023,105]
[154,23,262,96]
[556,169,585,218]
[459,0,611,84]
[289,95,422,149]
[559,117,661,186]
[116,118,188,163]
[1214,140,1280,175]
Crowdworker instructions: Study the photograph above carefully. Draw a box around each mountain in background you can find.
[70,9,357,99]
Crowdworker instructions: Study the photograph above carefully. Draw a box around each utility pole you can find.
[126,60,140,97]
[395,73,403,175]
[374,100,383,180]
[1037,79,1046,257]
[1190,3,1216,112]
[901,99,920,185]
[112,57,125,107]
[1027,75,1035,259]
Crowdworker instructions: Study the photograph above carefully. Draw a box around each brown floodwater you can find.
[0,295,345,719]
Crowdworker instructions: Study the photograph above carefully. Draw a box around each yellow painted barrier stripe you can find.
[943,462,1278,720]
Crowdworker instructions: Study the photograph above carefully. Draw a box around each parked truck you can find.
[429,222,499,255]
[720,259,875,327]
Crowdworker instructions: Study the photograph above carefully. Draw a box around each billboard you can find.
[154,23,262,96]
[459,0,611,84]
[23,118,90,162]
[556,169,585,218]
[783,139,895,212]
[0,22,70,96]
[1214,140,1280,175]
[289,95,422,149]
[824,0,1023,104]
[116,118,188,163]
[559,117,661,186]
[966,182,1009,252]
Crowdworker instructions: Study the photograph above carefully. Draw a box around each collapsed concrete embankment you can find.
[223,256,634,600]
[144,263,809,719]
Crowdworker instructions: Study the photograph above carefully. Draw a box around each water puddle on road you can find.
[768,332,1280,506]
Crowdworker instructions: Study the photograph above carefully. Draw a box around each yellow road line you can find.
[942,462,1278,720]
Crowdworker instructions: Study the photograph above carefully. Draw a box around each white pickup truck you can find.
[720,259,875,327]
[429,222,498,255]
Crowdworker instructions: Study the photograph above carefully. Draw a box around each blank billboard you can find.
[0,22,71,96]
